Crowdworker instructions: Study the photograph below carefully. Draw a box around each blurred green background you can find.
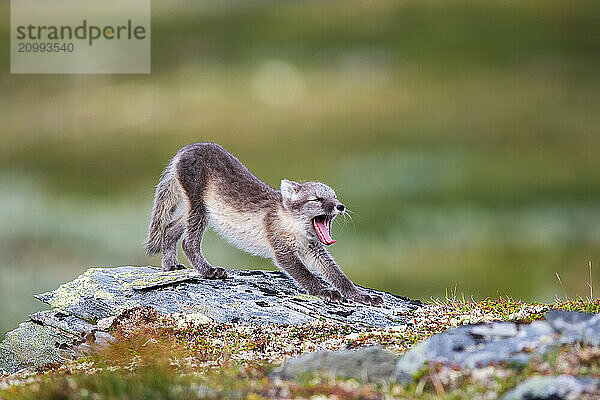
[1,0,600,337]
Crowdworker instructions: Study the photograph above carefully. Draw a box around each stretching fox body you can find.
[146,143,383,306]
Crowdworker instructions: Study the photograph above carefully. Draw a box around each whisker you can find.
[343,210,356,234]
[345,208,361,222]
[333,217,344,230]
[338,214,350,230]
[341,213,349,229]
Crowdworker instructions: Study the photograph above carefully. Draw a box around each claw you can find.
[314,288,343,303]
[353,292,384,307]
[327,289,343,303]
[164,264,187,272]
[369,294,384,306]
[204,267,228,279]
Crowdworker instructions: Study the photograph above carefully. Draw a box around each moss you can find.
[292,293,321,302]
[47,267,114,310]
[125,268,199,289]
[44,267,204,322]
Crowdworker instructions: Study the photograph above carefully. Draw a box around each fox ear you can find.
[280,179,300,200]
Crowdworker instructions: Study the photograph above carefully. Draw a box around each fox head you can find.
[280,179,346,246]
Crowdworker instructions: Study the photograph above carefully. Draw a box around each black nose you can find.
[336,204,345,212]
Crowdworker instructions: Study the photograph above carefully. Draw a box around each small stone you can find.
[272,346,399,383]
[470,366,511,388]
[93,331,116,348]
[170,312,213,328]
[97,316,116,331]
[501,375,600,400]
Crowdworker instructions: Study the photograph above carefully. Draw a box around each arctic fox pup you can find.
[146,142,383,306]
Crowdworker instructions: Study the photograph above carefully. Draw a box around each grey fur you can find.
[145,158,180,256]
[145,142,383,306]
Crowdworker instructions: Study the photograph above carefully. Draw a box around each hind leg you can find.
[161,218,186,272]
[182,205,227,279]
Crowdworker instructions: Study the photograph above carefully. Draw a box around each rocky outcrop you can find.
[8,265,599,399]
[395,310,600,382]
[0,266,421,375]
[275,310,600,398]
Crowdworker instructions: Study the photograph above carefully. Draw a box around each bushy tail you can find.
[145,158,183,255]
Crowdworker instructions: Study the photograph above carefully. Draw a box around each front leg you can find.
[305,243,384,306]
[274,247,343,303]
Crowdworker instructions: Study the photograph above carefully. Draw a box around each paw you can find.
[163,264,187,272]
[352,292,384,307]
[201,267,228,279]
[314,288,343,303]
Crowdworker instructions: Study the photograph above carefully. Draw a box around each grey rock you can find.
[546,310,600,346]
[0,347,26,376]
[29,309,95,337]
[35,266,420,327]
[97,316,117,332]
[1,265,420,375]
[0,321,79,375]
[502,375,600,400]
[1,308,101,375]
[283,311,600,387]
[395,311,600,383]
[77,331,117,356]
[91,331,116,347]
[272,346,399,383]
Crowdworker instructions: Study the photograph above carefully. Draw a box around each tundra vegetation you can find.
[2,296,600,399]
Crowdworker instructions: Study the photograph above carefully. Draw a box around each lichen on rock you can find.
[0,265,420,375]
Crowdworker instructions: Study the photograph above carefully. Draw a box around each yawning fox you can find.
[146,143,383,306]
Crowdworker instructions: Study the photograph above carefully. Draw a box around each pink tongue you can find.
[314,218,335,245]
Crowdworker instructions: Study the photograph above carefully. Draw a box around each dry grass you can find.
[3,295,600,399]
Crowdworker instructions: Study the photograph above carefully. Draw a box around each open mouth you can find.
[312,215,335,245]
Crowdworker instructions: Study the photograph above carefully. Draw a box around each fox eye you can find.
[308,198,322,202]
